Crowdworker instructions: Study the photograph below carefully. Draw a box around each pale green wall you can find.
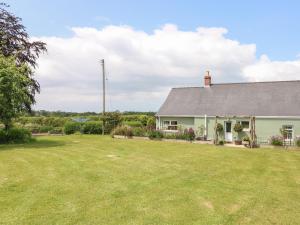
[194,117,205,129]
[158,117,194,130]
[157,116,300,143]
[255,118,300,143]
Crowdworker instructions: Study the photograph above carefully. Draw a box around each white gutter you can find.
[156,114,216,118]
[204,114,207,136]
[158,116,161,130]
[157,115,300,119]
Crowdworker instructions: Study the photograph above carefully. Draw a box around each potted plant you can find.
[214,123,223,145]
[233,123,243,145]
[242,135,250,147]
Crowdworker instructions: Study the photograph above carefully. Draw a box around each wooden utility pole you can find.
[100,59,106,135]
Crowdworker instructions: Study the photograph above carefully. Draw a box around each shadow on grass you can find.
[0,139,66,152]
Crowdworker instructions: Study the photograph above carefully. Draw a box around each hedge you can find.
[64,122,81,135]
[81,121,103,134]
[123,121,143,127]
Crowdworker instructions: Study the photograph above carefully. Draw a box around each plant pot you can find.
[234,140,242,145]
[242,141,250,147]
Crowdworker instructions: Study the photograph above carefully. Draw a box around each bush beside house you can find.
[270,135,283,146]
[132,127,147,137]
[148,130,164,140]
[111,126,196,142]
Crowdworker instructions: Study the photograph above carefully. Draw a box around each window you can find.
[169,121,178,130]
[225,121,231,132]
[282,125,293,140]
[241,121,250,131]
[163,121,170,127]
[163,120,178,130]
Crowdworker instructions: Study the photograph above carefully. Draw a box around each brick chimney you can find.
[204,70,211,87]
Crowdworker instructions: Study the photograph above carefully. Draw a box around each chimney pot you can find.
[204,70,211,87]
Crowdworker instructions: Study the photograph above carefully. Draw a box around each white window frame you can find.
[240,121,250,132]
[282,125,293,141]
[163,121,170,127]
[162,120,178,131]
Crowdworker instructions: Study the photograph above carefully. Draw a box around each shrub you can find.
[296,136,300,147]
[49,127,63,134]
[64,122,81,135]
[270,135,283,146]
[146,117,156,130]
[123,121,143,127]
[81,121,103,134]
[242,136,250,142]
[233,123,243,133]
[164,133,177,139]
[102,112,122,134]
[39,125,54,133]
[138,115,149,126]
[175,132,188,140]
[184,128,196,141]
[111,126,133,138]
[5,128,33,144]
[218,140,225,145]
[24,123,41,133]
[132,127,147,137]
[148,130,164,140]
[216,123,223,133]
[125,127,133,137]
[122,115,152,127]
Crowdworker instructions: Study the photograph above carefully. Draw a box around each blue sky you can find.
[8,0,300,60]
[5,1,300,112]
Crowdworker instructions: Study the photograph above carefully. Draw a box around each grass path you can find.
[0,135,300,224]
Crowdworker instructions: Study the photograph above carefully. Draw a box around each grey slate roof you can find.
[157,80,300,117]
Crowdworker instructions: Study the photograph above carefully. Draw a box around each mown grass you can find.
[0,135,300,225]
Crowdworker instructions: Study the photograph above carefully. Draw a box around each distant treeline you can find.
[13,111,156,135]
[25,110,156,117]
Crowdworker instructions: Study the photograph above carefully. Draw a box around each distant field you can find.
[0,135,300,225]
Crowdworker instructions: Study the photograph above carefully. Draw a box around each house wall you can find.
[157,117,195,130]
[157,117,195,129]
[255,118,300,143]
[157,116,300,143]
[204,117,300,142]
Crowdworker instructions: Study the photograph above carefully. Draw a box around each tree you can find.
[146,117,156,130]
[0,55,36,129]
[0,3,46,128]
[102,112,122,134]
[0,3,46,93]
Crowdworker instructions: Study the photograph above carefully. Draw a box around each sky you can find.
[5,0,300,112]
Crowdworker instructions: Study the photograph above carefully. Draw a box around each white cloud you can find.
[243,55,300,81]
[33,24,300,112]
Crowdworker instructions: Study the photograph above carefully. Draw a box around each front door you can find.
[224,121,232,142]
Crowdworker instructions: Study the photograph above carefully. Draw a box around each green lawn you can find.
[0,136,300,225]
